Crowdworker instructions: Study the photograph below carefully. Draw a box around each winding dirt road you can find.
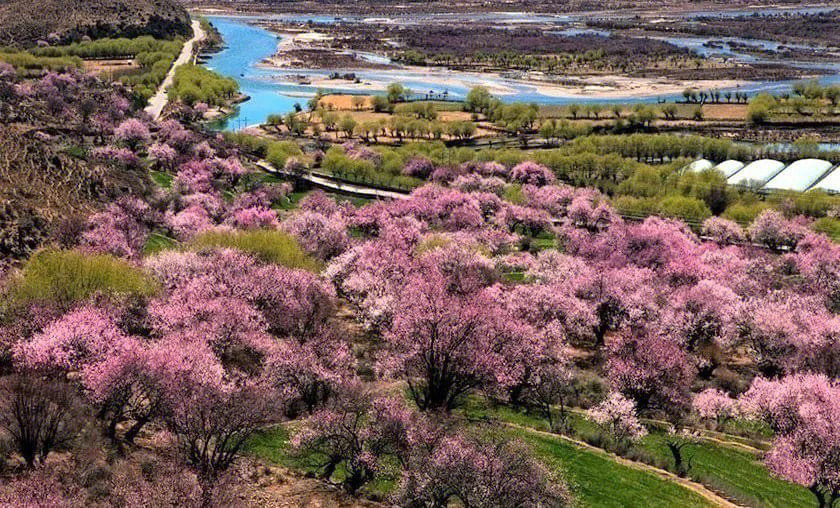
[145,19,205,120]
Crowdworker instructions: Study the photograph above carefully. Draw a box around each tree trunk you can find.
[199,472,217,508]
[666,441,686,477]
[123,417,149,444]
[810,485,827,508]
[321,459,338,481]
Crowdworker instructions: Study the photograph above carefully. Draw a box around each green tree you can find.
[372,95,391,113]
[747,93,777,125]
[339,115,357,138]
[387,83,409,103]
[465,86,493,114]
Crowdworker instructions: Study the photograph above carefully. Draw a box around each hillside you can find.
[0,0,191,47]
[0,71,152,267]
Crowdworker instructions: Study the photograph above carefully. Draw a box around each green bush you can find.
[787,190,839,218]
[2,249,157,310]
[224,132,272,157]
[747,94,777,125]
[813,217,840,240]
[656,195,712,224]
[613,195,659,218]
[188,230,321,272]
[0,49,82,73]
[617,166,666,198]
[722,201,769,225]
[266,141,305,169]
[31,36,181,60]
[673,169,733,216]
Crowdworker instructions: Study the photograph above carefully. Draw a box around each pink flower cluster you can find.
[587,392,648,443]
[89,145,141,168]
[114,118,150,148]
[509,161,556,186]
[82,197,157,258]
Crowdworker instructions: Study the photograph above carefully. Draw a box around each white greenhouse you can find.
[810,165,840,193]
[686,159,715,172]
[763,159,834,192]
[712,160,746,178]
[727,159,786,187]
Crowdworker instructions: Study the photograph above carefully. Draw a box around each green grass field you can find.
[247,414,721,507]
[461,398,814,508]
[504,427,715,508]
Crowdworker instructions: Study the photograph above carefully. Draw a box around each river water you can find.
[203,12,840,130]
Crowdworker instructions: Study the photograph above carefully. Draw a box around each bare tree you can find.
[167,383,281,506]
[0,373,83,468]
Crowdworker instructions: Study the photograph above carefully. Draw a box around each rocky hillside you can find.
[0,0,191,47]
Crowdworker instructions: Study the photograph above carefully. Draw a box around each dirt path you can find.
[145,19,206,120]
[504,422,745,508]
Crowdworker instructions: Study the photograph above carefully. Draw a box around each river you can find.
[203,13,840,130]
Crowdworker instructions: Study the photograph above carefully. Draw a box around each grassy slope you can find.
[247,422,718,507]
[462,399,813,508]
[640,432,813,508]
[504,427,715,508]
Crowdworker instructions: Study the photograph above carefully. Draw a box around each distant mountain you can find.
[0,0,191,47]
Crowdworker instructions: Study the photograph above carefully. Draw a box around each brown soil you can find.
[244,464,384,508]
[318,95,374,111]
[82,58,138,74]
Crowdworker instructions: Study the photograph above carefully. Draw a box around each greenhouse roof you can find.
[686,159,714,172]
[727,159,786,186]
[810,165,840,193]
[763,159,833,192]
[712,160,746,178]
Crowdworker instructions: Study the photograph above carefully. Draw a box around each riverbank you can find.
[199,14,840,129]
[259,58,749,100]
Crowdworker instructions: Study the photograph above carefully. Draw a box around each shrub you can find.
[722,201,770,224]
[702,216,746,244]
[747,209,805,251]
[586,392,647,450]
[747,93,777,125]
[187,230,321,272]
[2,249,157,310]
[266,141,304,170]
[613,195,658,218]
[656,195,711,224]
[0,373,84,468]
[812,217,840,239]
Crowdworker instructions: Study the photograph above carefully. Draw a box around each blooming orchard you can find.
[5,66,840,506]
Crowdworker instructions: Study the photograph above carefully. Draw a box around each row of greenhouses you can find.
[686,158,840,193]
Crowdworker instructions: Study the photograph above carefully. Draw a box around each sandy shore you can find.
[528,75,748,99]
[260,55,749,100]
